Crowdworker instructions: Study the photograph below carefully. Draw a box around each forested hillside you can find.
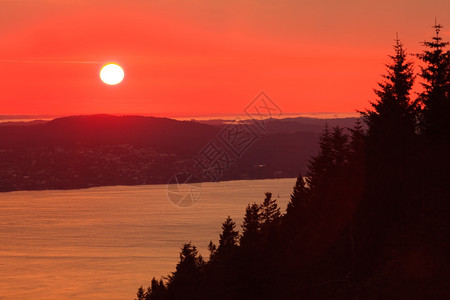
[136,24,450,299]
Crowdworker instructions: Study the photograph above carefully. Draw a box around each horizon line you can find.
[0,112,360,122]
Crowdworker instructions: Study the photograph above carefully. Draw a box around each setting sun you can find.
[100,63,124,85]
[1,1,450,298]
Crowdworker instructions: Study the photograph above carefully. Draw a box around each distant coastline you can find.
[0,112,359,124]
[0,114,358,193]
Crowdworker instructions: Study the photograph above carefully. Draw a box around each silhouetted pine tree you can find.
[360,37,417,227]
[166,242,205,299]
[207,240,217,262]
[330,126,349,167]
[206,216,241,299]
[415,24,450,296]
[292,125,351,227]
[353,37,418,280]
[361,36,416,196]
[348,119,366,165]
[240,203,262,246]
[145,286,152,300]
[286,173,308,216]
[417,22,450,142]
[305,126,350,195]
[306,125,333,190]
[260,192,281,226]
[364,36,416,144]
[136,286,145,300]
[142,277,167,300]
[217,216,239,256]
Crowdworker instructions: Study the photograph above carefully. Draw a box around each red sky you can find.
[0,0,450,117]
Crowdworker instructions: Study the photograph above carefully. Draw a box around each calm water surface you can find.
[0,178,295,299]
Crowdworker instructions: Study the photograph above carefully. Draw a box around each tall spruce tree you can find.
[240,203,262,246]
[363,36,416,147]
[147,277,167,300]
[207,240,217,261]
[260,192,281,225]
[306,125,333,190]
[167,243,204,299]
[306,126,350,192]
[330,126,349,168]
[417,22,450,142]
[361,36,417,219]
[348,119,365,161]
[354,36,420,281]
[286,173,308,216]
[136,286,146,300]
[217,216,239,255]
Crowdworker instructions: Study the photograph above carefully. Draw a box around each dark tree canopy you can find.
[136,24,450,300]
[363,36,416,148]
[417,23,450,142]
[240,203,261,245]
[217,216,239,256]
[286,173,308,216]
[260,192,281,225]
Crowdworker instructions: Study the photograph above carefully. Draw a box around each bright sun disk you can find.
[100,63,124,85]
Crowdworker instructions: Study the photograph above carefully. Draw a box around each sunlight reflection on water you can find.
[0,178,295,299]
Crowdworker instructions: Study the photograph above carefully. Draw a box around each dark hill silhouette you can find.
[0,114,219,153]
[0,114,359,191]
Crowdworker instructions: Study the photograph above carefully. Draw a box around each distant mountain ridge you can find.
[0,114,219,152]
[0,114,358,191]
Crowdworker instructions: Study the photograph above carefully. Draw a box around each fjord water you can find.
[0,178,295,299]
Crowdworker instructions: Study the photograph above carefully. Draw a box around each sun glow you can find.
[100,63,124,85]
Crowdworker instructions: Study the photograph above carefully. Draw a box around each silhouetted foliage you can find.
[260,192,281,226]
[287,173,308,209]
[357,36,418,256]
[144,278,167,300]
[363,36,416,144]
[166,243,205,299]
[306,124,333,190]
[417,22,450,143]
[135,286,145,300]
[136,25,450,300]
[240,203,262,246]
[207,240,217,262]
[217,216,239,256]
